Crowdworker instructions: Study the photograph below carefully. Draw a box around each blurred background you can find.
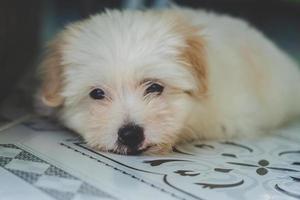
[0,0,299,117]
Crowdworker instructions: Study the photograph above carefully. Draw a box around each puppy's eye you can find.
[145,83,164,95]
[89,88,105,100]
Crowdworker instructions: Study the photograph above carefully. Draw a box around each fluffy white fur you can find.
[38,8,300,154]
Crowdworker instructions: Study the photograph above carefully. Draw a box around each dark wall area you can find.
[0,0,42,102]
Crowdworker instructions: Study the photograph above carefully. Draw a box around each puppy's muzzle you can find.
[117,123,144,150]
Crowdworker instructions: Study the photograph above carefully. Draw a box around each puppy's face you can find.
[40,10,207,154]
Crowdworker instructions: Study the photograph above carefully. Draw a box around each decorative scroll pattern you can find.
[20,117,300,200]
[67,128,300,200]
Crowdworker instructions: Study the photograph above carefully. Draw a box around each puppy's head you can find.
[39,10,207,154]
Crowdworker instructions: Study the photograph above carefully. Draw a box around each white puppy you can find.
[38,8,300,154]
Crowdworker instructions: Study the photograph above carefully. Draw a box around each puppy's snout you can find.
[118,123,144,148]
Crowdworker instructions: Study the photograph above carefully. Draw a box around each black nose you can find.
[118,124,144,148]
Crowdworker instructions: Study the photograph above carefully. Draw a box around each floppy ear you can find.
[39,37,65,107]
[178,25,208,97]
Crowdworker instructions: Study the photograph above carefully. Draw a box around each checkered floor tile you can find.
[0,144,117,200]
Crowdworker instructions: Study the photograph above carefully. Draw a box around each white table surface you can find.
[0,115,299,200]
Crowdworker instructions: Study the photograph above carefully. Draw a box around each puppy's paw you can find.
[143,143,173,155]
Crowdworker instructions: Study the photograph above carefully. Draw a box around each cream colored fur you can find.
[38,8,300,154]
